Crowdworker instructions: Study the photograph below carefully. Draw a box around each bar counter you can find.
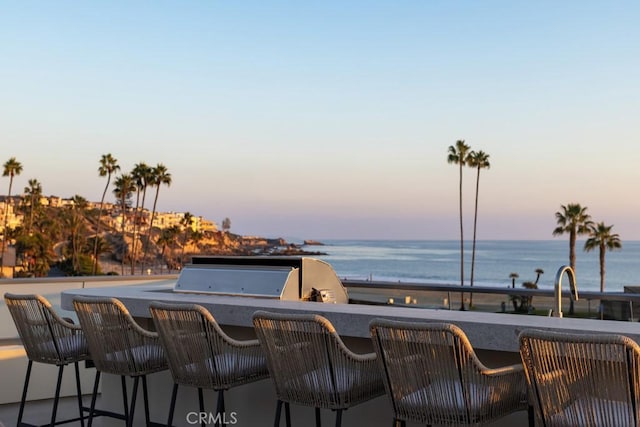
[60,282,640,426]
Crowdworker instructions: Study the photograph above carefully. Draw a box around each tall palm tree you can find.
[93,154,119,275]
[141,164,172,274]
[24,179,42,234]
[584,222,621,294]
[1,157,23,275]
[130,162,151,274]
[447,140,471,310]
[113,174,136,275]
[553,203,593,314]
[467,150,490,307]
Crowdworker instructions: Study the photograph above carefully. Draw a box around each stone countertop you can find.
[61,282,640,353]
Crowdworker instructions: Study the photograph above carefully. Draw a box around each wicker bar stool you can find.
[252,311,385,427]
[520,329,640,427]
[149,302,270,427]
[4,293,93,427]
[370,318,529,427]
[72,296,168,427]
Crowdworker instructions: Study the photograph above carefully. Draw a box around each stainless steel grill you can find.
[174,256,348,303]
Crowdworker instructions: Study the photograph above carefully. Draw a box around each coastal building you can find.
[0,200,23,233]
[1,193,217,235]
[195,215,217,232]
[153,211,218,233]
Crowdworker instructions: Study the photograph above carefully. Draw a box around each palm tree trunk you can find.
[92,176,110,275]
[141,188,160,275]
[599,244,605,293]
[131,187,148,275]
[28,193,35,234]
[568,230,576,315]
[1,177,15,275]
[470,167,481,308]
[458,163,465,310]
[120,196,127,276]
[130,190,141,275]
[181,233,188,267]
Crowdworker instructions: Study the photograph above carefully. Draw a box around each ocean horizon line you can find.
[301,238,640,243]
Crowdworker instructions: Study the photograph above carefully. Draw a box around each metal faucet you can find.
[550,265,578,318]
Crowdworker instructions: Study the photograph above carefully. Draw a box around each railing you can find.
[342,279,640,319]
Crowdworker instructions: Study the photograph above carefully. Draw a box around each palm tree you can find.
[534,268,544,285]
[521,281,538,312]
[65,195,89,274]
[1,157,23,275]
[467,150,490,307]
[113,174,136,275]
[93,154,119,275]
[584,222,621,294]
[179,212,194,267]
[86,235,111,274]
[553,203,593,314]
[130,162,152,274]
[447,140,471,310]
[553,204,593,272]
[509,272,519,311]
[15,232,54,277]
[157,225,180,273]
[141,164,172,274]
[509,272,519,289]
[190,230,204,251]
[24,179,42,234]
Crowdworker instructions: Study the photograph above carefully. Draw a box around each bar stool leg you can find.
[17,360,33,426]
[334,409,342,427]
[121,376,129,425]
[528,405,535,427]
[284,402,291,427]
[74,361,86,427]
[274,400,283,427]
[167,383,178,426]
[198,388,205,427]
[216,390,225,427]
[87,371,101,427]
[128,376,140,427]
[50,364,65,426]
[315,407,321,427]
[142,375,150,427]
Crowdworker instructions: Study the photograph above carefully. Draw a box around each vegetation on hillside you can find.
[0,155,322,278]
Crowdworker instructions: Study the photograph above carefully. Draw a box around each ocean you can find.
[314,240,640,293]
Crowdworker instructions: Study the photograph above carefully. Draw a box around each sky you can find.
[1,1,639,240]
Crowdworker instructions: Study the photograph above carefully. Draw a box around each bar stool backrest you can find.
[520,329,640,427]
[4,293,89,365]
[149,301,269,390]
[253,310,384,411]
[72,296,166,376]
[370,318,528,426]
